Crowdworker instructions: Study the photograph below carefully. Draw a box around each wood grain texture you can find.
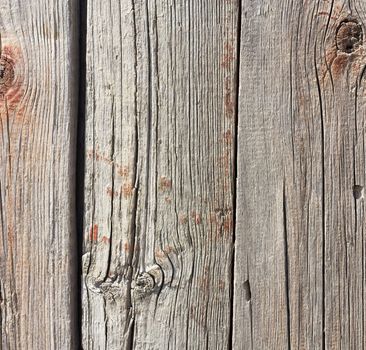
[234,1,366,349]
[82,0,239,349]
[0,1,78,349]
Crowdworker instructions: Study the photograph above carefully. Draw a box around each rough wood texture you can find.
[82,0,239,348]
[0,1,78,349]
[234,1,366,349]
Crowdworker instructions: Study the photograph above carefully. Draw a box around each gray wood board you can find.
[0,0,78,348]
[234,1,366,349]
[82,0,239,349]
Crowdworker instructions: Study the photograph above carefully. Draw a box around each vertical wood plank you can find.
[82,0,137,348]
[82,0,239,348]
[234,0,366,349]
[0,1,78,349]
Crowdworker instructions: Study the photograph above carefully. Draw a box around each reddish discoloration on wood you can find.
[322,44,365,83]
[0,43,25,123]
[191,212,202,225]
[224,129,232,144]
[159,177,172,192]
[122,183,133,198]
[106,186,118,198]
[106,184,134,199]
[117,166,129,178]
[101,236,110,244]
[224,78,234,117]
[220,152,231,176]
[0,41,26,261]
[87,149,130,178]
[221,41,235,69]
[89,224,99,242]
[222,215,233,236]
[332,53,350,79]
[317,11,337,21]
[155,245,176,260]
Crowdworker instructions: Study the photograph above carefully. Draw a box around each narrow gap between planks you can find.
[75,0,88,348]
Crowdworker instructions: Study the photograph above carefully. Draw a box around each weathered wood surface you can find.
[0,0,78,349]
[3,0,366,348]
[234,1,366,349]
[82,0,238,349]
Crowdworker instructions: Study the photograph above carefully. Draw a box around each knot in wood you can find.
[336,19,363,53]
[0,55,14,93]
[134,272,155,297]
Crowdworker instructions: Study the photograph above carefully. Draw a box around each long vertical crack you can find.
[283,181,291,350]
[229,0,242,348]
[314,40,326,350]
[126,1,140,348]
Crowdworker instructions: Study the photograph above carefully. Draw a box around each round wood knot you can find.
[336,19,363,53]
[134,272,155,296]
[0,55,15,93]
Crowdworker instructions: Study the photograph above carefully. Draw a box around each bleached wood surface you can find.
[234,1,366,349]
[82,0,238,349]
[3,0,366,349]
[0,0,78,349]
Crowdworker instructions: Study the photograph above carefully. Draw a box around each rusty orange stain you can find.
[155,245,175,260]
[331,53,350,79]
[221,41,235,69]
[123,242,131,252]
[155,250,165,259]
[101,236,110,244]
[222,216,233,235]
[0,43,25,122]
[159,176,172,192]
[122,182,133,198]
[87,149,130,179]
[317,11,337,20]
[191,212,202,225]
[89,224,99,242]
[220,152,231,176]
[224,78,234,117]
[117,166,129,178]
[224,129,232,144]
[106,186,118,198]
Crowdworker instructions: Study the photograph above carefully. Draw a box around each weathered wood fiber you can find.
[0,1,78,349]
[82,0,239,349]
[234,1,366,349]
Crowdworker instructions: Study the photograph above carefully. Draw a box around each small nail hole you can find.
[353,185,363,199]
[244,280,251,302]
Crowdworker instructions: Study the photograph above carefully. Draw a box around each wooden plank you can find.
[0,1,78,349]
[234,1,366,348]
[82,0,239,348]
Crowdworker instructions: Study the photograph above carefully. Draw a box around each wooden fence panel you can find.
[0,1,78,349]
[82,0,239,349]
[234,1,366,349]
